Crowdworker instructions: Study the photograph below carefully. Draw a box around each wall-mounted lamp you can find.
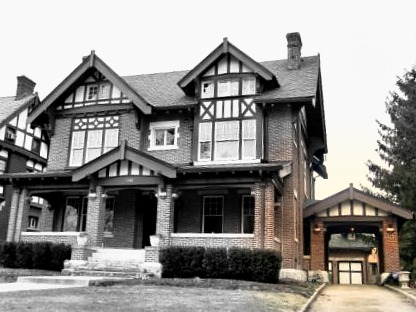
[88,192,97,199]
[313,224,324,233]
[101,193,108,199]
[171,192,179,199]
[155,192,167,198]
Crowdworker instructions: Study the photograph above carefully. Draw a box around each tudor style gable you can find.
[179,38,279,164]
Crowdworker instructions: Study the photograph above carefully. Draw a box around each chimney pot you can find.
[286,32,302,70]
[16,76,36,100]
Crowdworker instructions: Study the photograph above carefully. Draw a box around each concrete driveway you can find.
[308,285,415,312]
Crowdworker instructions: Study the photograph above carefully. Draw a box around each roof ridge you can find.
[122,69,190,79]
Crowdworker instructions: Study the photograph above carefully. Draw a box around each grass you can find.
[0,268,319,312]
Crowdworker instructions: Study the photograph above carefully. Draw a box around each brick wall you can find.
[85,186,105,247]
[170,235,255,249]
[21,232,78,247]
[143,112,193,165]
[267,105,293,161]
[120,111,141,150]
[310,220,325,270]
[382,219,400,272]
[47,117,71,170]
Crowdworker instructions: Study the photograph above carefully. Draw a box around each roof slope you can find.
[121,55,320,108]
[0,94,36,128]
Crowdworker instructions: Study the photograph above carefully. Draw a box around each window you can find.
[87,85,98,100]
[63,197,88,232]
[31,138,41,154]
[203,196,223,233]
[242,195,254,233]
[28,216,39,229]
[148,121,179,150]
[242,78,256,95]
[201,81,214,98]
[0,159,6,173]
[214,121,239,160]
[217,80,239,97]
[69,116,119,166]
[5,127,16,143]
[104,196,115,233]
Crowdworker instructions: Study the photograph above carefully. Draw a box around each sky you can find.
[1,0,416,199]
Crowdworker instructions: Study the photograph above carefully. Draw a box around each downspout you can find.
[261,183,266,249]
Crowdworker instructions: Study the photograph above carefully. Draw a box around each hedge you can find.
[0,242,71,271]
[160,246,281,283]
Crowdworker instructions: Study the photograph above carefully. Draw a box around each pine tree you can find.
[367,66,416,277]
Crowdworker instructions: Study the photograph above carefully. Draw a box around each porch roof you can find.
[72,140,177,181]
[304,183,413,220]
[177,161,290,174]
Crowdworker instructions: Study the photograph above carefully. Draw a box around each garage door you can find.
[338,261,363,284]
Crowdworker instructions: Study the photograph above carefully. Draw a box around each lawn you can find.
[0,277,317,312]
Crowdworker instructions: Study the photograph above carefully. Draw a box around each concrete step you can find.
[62,269,151,279]
[16,276,124,286]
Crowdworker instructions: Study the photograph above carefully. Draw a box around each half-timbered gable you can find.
[0,76,49,240]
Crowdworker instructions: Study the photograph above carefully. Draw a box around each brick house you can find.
[0,77,49,242]
[2,33,329,277]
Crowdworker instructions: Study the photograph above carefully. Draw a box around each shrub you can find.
[32,242,52,270]
[250,250,281,283]
[160,246,205,278]
[49,243,72,271]
[0,242,17,268]
[203,248,228,278]
[228,248,253,281]
[160,246,282,283]
[15,242,33,269]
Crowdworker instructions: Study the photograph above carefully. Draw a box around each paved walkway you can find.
[308,285,415,312]
[0,282,85,292]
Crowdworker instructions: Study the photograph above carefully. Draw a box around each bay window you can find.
[69,116,119,166]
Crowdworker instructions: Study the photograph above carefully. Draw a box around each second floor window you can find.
[69,116,119,167]
[198,100,257,162]
[148,121,179,151]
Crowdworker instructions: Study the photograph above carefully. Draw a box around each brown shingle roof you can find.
[0,94,36,127]
[121,55,320,108]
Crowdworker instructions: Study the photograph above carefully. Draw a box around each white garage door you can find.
[338,261,363,284]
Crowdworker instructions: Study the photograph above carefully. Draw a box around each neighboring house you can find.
[0,76,49,242]
[2,33,328,276]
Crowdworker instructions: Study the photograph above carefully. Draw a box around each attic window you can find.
[87,85,98,100]
[148,120,180,151]
[201,81,214,98]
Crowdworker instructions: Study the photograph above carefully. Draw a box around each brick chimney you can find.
[286,32,302,70]
[16,75,36,100]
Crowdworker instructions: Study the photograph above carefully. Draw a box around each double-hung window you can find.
[69,116,119,166]
[242,195,255,233]
[203,196,223,233]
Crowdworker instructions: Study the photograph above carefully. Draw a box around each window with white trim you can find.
[203,196,223,233]
[242,195,255,233]
[148,120,179,151]
[69,116,119,166]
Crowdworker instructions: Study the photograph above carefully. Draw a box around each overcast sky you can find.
[1,0,416,199]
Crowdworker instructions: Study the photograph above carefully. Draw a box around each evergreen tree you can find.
[367,66,416,277]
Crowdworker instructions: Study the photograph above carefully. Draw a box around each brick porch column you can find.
[253,183,265,249]
[13,188,29,241]
[382,219,400,272]
[86,186,105,247]
[6,189,21,242]
[264,182,275,249]
[310,220,325,270]
[155,184,174,247]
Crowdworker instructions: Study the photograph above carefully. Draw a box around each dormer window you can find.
[201,81,214,99]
